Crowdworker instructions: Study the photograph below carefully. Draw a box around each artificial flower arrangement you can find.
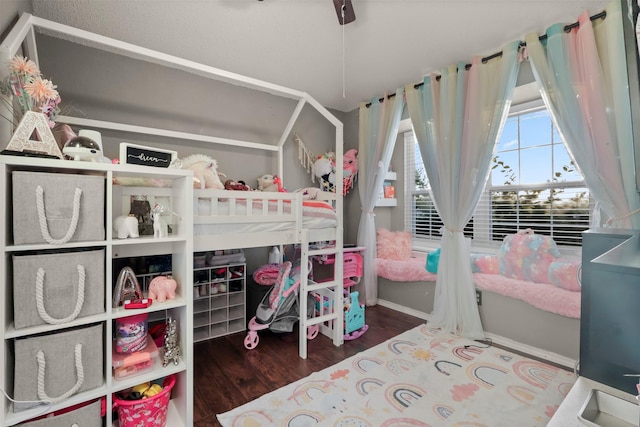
[0,55,61,128]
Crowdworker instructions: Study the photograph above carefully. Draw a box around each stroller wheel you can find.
[307,325,319,340]
[244,331,259,350]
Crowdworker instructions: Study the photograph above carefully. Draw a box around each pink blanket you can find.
[253,263,281,286]
[376,256,580,319]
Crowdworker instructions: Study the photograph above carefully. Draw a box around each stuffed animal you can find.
[171,154,225,189]
[257,174,281,192]
[312,150,359,196]
[148,275,177,303]
[295,187,321,200]
[224,179,251,191]
[342,148,358,195]
[312,155,336,192]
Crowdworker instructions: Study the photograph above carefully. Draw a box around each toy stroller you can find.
[244,261,320,350]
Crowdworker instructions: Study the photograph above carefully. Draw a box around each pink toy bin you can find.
[113,374,175,427]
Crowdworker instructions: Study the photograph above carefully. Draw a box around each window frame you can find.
[403,88,588,257]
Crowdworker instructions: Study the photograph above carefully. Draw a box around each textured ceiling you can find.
[31,0,612,112]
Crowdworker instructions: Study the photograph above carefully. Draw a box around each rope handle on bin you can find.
[36,265,86,324]
[36,343,84,403]
[35,186,82,245]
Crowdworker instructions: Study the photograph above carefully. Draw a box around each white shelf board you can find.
[375,198,397,207]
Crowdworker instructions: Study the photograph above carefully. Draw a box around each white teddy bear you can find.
[257,174,281,192]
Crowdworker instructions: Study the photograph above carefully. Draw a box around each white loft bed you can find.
[0,13,346,360]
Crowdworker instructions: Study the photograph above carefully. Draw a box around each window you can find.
[404,102,591,249]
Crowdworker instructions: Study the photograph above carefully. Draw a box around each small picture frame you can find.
[119,142,177,168]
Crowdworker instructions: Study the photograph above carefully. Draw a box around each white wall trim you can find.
[376,299,578,371]
[377,299,429,320]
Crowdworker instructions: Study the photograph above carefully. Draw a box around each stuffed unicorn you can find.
[171,154,225,189]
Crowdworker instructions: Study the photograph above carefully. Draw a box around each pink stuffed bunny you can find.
[148,275,177,302]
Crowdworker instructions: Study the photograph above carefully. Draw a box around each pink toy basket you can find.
[113,375,175,427]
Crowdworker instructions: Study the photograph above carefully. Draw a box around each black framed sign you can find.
[119,142,177,168]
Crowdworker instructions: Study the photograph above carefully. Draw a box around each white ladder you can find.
[297,230,344,359]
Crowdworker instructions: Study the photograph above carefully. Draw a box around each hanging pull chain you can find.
[342,1,346,98]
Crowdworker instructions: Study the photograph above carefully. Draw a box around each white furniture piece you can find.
[193,261,246,342]
[0,156,194,426]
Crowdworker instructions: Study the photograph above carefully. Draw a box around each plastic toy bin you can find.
[113,374,175,427]
[112,334,159,380]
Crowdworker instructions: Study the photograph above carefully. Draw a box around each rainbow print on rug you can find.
[217,325,575,426]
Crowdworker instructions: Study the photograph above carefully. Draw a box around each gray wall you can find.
[35,34,342,193]
[0,1,31,41]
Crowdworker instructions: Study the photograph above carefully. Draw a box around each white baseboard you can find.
[376,299,578,371]
[377,299,429,320]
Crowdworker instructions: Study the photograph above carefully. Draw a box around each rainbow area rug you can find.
[216,324,575,426]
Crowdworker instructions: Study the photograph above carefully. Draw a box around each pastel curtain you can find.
[405,41,520,339]
[525,0,640,229]
[357,89,405,305]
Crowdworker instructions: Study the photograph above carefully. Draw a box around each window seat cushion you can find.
[376,255,580,319]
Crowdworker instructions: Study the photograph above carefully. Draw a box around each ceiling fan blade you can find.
[333,0,356,25]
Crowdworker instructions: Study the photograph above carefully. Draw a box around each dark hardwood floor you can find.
[193,304,425,426]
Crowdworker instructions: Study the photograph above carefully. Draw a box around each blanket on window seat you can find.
[376,255,581,319]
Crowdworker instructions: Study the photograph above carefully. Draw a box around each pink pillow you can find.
[376,229,412,260]
[548,259,581,292]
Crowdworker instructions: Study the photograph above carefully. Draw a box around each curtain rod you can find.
[365,10,607,108]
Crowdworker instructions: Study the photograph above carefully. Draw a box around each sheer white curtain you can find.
[357,90,404,306]
[405,41,520,338]
[525,0,640,229]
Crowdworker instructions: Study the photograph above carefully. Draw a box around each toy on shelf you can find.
[162,316,181,367]
[148,275,177,302]
[113,266,144,308]
[112,334,159,380]
[115,313,148,354]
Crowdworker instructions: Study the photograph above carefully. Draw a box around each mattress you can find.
[194,198,337,235]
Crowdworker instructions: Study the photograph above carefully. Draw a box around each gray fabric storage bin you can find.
[13,249,105,330]
[17,399,102,427]
[12,171,105,245]
[13,324,104,411]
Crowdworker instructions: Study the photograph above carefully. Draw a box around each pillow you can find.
[376,228,412,260]
[548,259,581,292]
[470,253,500,274]
[498,229,560,283]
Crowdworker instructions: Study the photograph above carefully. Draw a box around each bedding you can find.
[194,197,337,235]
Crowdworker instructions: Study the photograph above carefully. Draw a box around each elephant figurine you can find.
[148,275,177,302]
[114,215,139,239]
